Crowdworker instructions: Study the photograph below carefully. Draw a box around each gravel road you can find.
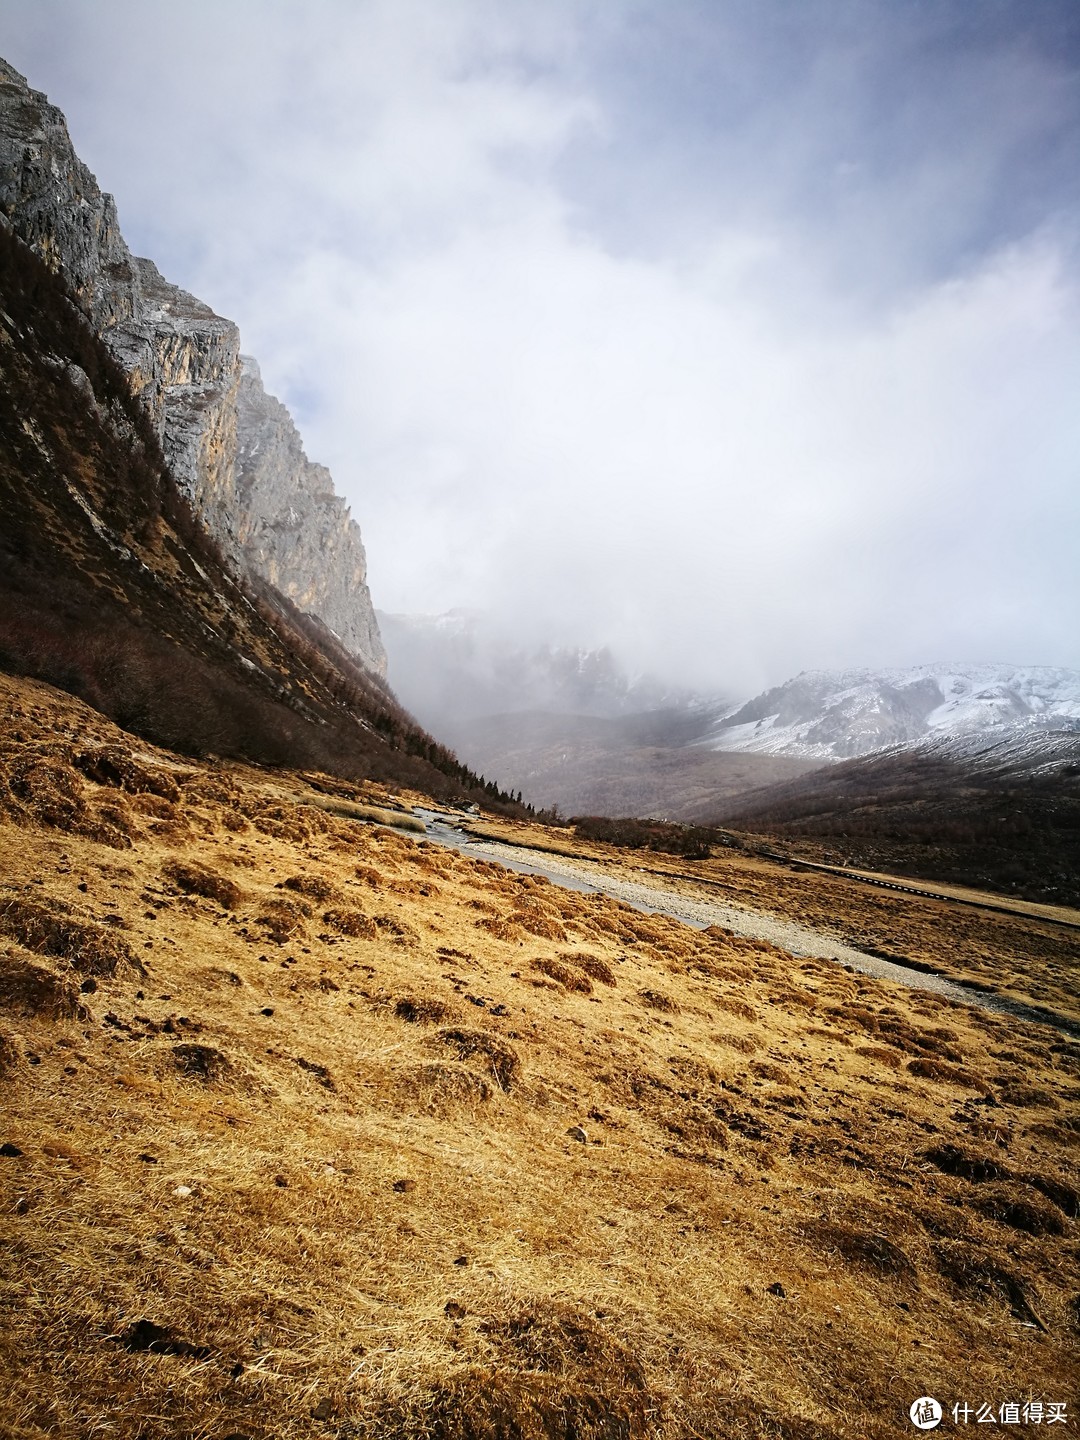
[467,838,972,993]
[416,815,1078,1036]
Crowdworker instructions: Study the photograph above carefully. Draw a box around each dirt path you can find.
[418,814,1078,1037]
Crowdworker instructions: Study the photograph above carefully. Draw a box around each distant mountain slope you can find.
[435,709,820,820]
[713,727,1080,906]
[706,663,1080,761]
[378,612,809,818]
[379,610,705,725]
[0,222,513,807]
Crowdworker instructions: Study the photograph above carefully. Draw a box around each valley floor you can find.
[1,674,1078,1440]
[456,821,1080,1032]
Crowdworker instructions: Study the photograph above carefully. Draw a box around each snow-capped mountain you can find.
[705,664,1080,762]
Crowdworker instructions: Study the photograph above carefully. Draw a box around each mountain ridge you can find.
[0,56,385,676]
[0,129,515,808]
[707,661,1080,762]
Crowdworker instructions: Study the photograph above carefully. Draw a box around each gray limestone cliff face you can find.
[0,57,385,675]
[236,359,385,672]
[0,58,242,543]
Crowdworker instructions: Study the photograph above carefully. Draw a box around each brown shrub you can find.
[323,908,377,940]
[394,996,452,1024]
[294,1055,336,1091]
[924,1144,1005,1183]
[0,1029,25,1073]
[855,1044,903,1069]
[375,1368,654,1440]
[531,958,592,994]
[7,754,86,830]
[568,952,617,986]
[390,877,441,898]
[257,897,311,942]
[323,1296,652,1438]
[249,805,319,843]
[934,1244,1046,1329]
[579,910,635,941]
[187,775,242,805]
[5,754,135,848]
[750,1061,790,1084]
[386,1300,654,1440]
[639,988,680,1015]
[996,1083,1059,1109]
[85,798,137,848]
[395,1060,492,1114]
[353,865,383,887]
[718,1032,759,1054]
[711,994,756,1022]
[73,745,180,801]
[1017,1173,1079,1218]
[282,874,335,901]
[128,792,178,821]
[971,1190,1066,1237]
[0,894,136,976]
[397,1059,495,1111]
[171,1043,231,1083]
[437,1027,520,1091]
[0,951,85,1020]
[662,1100,730,1151]
[482,1298,649,1387]
[476,915,527,944]
[162,860,242,909]
[511,904,567,942]
[907,1057,981,1088]
[773,987,818,1010]
[802,1220,916,1278]
[374,914,420,946]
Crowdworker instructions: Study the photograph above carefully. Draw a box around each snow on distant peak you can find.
[705,663,1080,762]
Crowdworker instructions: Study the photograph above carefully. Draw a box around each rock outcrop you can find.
[0,57,384,674]
[236,359,384,671]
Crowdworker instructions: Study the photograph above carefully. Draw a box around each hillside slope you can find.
[714,730,1080,907]
[437,709,820,821]
[0,224,509,807]
[0,56,384,675]
[1,671,1078,1438]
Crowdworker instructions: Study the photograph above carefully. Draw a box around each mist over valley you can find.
[1,9,1078,1437]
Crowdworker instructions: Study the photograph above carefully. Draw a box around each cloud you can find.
[3,0,1078,695]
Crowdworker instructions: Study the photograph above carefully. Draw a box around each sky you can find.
[2,0,1079,696]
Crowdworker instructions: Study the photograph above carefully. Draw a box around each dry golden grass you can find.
[0,673,1078,1439]
[301,795,427,832]
[481,822,1080,1028]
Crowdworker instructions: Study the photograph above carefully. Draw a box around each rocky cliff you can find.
[236,358,384,670]
[0,57,384,675]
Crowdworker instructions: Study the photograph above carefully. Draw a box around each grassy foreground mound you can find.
[1,673,1077,1439]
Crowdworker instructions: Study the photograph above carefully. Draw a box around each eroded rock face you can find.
[0,58,242,544]
[0,57,385,674]
[236,359,385,673]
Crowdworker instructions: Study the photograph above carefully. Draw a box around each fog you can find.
[4,0,1078,696]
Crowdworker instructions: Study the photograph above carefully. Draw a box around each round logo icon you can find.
[909,1397,943,1430]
